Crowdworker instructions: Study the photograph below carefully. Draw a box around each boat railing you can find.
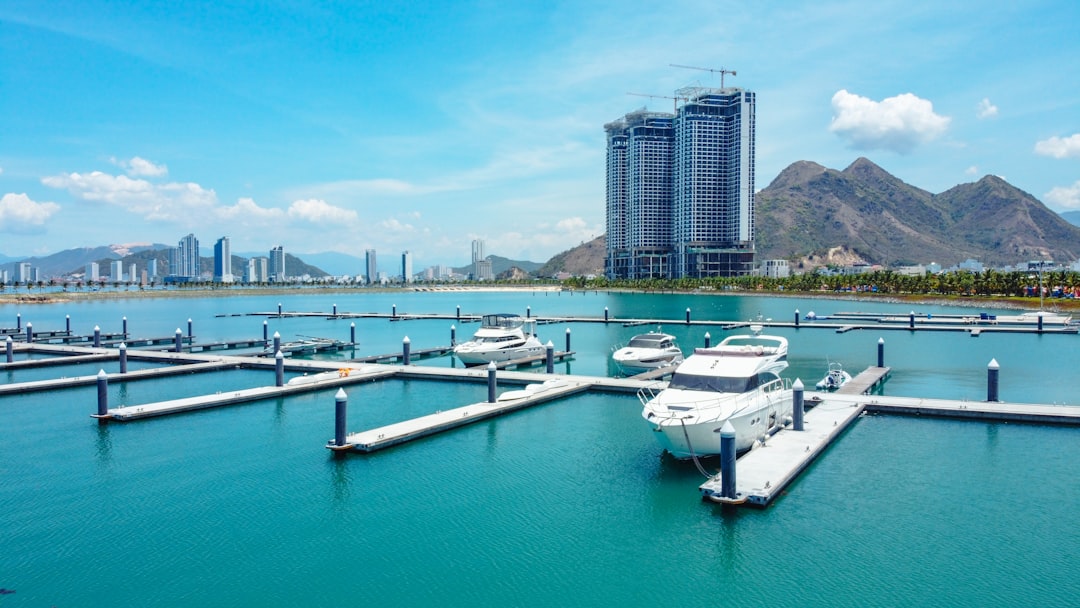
[639,376,790,413]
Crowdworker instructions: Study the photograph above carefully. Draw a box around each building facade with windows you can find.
[605,87,756,279]
[214,237,234,283]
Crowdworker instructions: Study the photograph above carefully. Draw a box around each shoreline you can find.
[0,284,1070,313]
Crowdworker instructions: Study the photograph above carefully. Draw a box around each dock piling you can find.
[66,315,71,334]
[273,332,281,355]
[686,308,691,324]
[174,329,182,353]
[119,343,128,374]
[456,305,460,321]
[487,361,497,403]
[5,336,12,363]
[987,359,1000,402]
[545,341,554,373]
[909,311,915,330]
[350,322,356,345]
[527,306,531,318]
[25,322,32,344]
[96,370,108,417]
[402,336,411,366]
[122,316,128,337]
[275,351,285,386]
[565,328,571,353]
[720,421,737,499]
[333,303,337,316]
[877,338,885,368]
[16,313,20,331]
[277,302,282,317]
[795,309,800,328]
[263,320,268,342]
[704,332,711,348]
[392,304,397,318]
[94,326,101,348]
[1038,314,1044,332]
[334,389,348,447]
[450,325,456,346]
[187,318,193,338]
[604,307,609,322]
[792,378,805,431]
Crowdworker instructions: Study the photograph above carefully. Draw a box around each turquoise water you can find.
[2,291,1079,606]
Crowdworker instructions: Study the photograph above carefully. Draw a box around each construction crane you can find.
[670,64,737,88]
[626,92,687,113]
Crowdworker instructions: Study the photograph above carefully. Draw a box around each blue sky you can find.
[2,0,1079,269]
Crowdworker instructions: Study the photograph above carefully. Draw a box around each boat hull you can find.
[453,345,545,365]
[645,391,792,459]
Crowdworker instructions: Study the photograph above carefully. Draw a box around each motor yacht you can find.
[640,331,791,459]
[452,313,545,365]
[611,331,683,373]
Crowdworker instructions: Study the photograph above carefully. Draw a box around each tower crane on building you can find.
[626,92,687,113]
[670,64,737,88]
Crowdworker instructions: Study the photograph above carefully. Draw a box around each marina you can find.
[3,290,1080,607]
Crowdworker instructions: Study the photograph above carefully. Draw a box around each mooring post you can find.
[174,329,182,353]
[332,303,337,317]
[122,316,128,337]
[565,328,571,352]
[25,322,32,344]
[604,306,609,322]
[526,306,531,319]
[402,336,411,366]
[686,308,691,324]
[909,311,915,330]
[275,351,285,387]
[119,342,128,374]
[96,370,108,417]
[392,304,397,318]
[704,332,711,348]
[273,332,281,355]
[93,325,101,348]
[545,341,554,374]
[66,315,71,334]
[792,378,805,432]
[450,324,456,346]
[487,361,497,403]
[1038,314,1044,333]
[16,313,20,331]
[187,318,193,338]
[5,336,12,363]
[987,358,1000,402]
[795,309,800,328]
[334,388,348,447]
[263,320,268,342]
[350,322,356,345]
[277,302,282,317]
[456,305,461,321]
[720,420,737,499]
[877,337,885,368]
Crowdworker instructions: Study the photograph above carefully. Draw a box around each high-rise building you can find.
[401,250,413,283]
[213,237,234,283]
[129,263,137,283]
[111,260,124,282]
[365,249,377,285]
[245,257,269,283]
[471,239,493,281]
[171,233,200,281]
[18,262,32,283]
[148,259,158,280]
[268,246,285,282]
[85,262,99,282]
[605,86,756,279]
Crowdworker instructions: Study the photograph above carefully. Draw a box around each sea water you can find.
[1,290,1079,606]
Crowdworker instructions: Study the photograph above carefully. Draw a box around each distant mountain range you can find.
[5,157,1079,279]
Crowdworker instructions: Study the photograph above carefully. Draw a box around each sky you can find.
[2,0,1079,270]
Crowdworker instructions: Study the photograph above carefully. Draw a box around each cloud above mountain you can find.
[0,193,60,233]
[1035,134,1080,159]
[829,90,950,154]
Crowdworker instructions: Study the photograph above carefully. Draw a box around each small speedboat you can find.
[611,332,683,373]
[815,362,851,391]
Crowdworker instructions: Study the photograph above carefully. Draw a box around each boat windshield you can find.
[628,337,669,348]
[668,371,777,393]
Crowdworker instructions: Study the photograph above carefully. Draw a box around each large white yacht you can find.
[640,331,791,459]
[611,331,684,373]
[452,313,545,366]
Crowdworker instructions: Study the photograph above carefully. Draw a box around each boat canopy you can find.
[628,335,675,349]
[481,313,526,329]
[667,370,780,394]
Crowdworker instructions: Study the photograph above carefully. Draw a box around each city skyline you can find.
[2,2,1079,267]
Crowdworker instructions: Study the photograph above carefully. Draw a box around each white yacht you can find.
[611,331,683,373]
[452,313,545,366]
[640,332,791,459]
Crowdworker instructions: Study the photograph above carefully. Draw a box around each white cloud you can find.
[1034,134,1080,159]
[0,192,61,233]
[110,156,169,177]
[829,89,951,154]
[1045,181,1080,210]
[286,198,359,224]
[214,197,286,223]
[41,170,216,221]
[965,165,979,176]
[976,98,998,119]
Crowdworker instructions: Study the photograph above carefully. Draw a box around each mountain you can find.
[1060,210,1080,227]
[293,252,364,277]
[755,158,1080,267]
[536,235,605,277]
[452,255,543,277]
[2,244,164,279]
